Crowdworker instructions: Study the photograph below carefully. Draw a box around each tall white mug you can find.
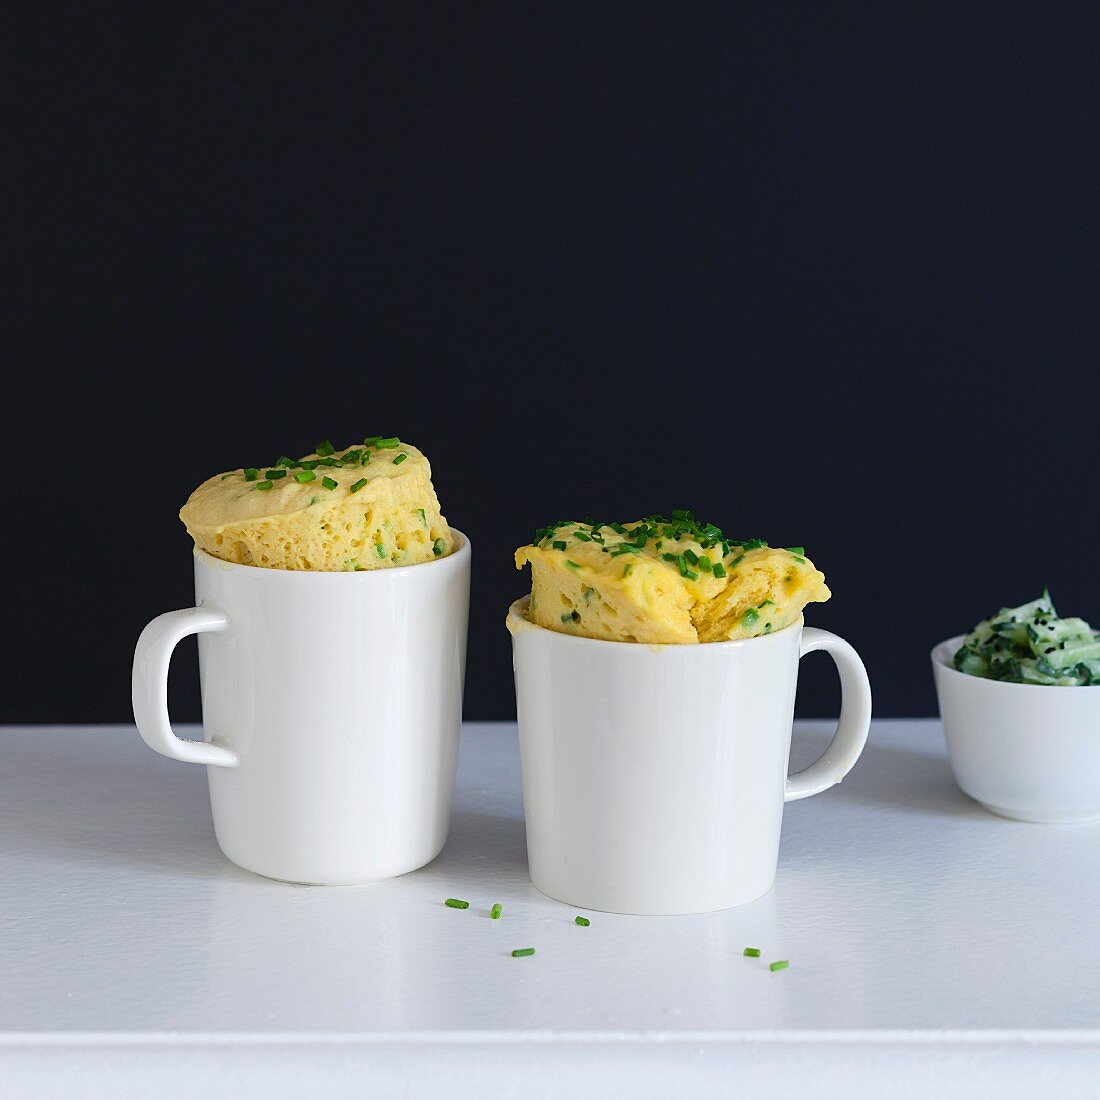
[508,600,872,914]
[132,534,470,884]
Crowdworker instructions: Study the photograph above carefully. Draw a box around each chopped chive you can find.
[697,556,713,573]
[444,898,469,909]
[294,470,316,484]
[321,476,338,490]
[376,543,387,559]
[784,547,804,555]
[418,508,426,523]
[769,960,789,972]
[758,598,774,607]
[392,452,408,465]
[264,468,286,480]
[565,560,581,570]
[300,460,319,470]
[622,563,633,578]
[433,538,445,557]
[743,947,761,957]
[375,436,400,448]
[790,556,806,564]
[574,916,590,927]
[275,455,296,468]
[243,467,259,481]
[662,553,679,564]
[764,622,772,632]
[742,608,759,627]
[573,531,592,542]
[350,478,368,493]
[362,435,381,447]
[511,948,535,957]
[255,480,274,491]
[315,440,335,457]
[490,903,502,919]
[561,612,573,623]
[552,540,567,551]
[683,548,699,565]
[712,562,726,578]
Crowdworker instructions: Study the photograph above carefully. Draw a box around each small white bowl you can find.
[931,636,1100,823]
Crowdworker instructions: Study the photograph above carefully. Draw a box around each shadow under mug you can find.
[132,534,470,884]
[508,599,872,915]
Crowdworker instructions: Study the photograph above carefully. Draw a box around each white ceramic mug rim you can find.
[193,527,470,581]
[932,632,1100,691]
[507,595,801,651]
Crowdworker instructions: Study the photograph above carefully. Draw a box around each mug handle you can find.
[785,628,872,802]
[132,608,239,768]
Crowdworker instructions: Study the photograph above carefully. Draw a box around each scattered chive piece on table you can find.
[255,480,273,491]
[574,916,590,927]
[769,960,789,972]
[243,468,259,481]
[350,478,368,493]
[511,948,536,957]
[743,947,761,958]
[490,903,502,919]
[392,452,408,465]
[444,898,470,910]
[315,440,335,456]
[294,470,316,484]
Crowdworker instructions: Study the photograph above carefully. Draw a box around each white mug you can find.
[508,600,872,914]
[132,533,470,884]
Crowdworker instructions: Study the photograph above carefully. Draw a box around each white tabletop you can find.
[1,720,1098,1098]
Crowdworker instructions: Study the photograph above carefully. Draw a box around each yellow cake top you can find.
[514,512,829,644]
[180,437,453,571]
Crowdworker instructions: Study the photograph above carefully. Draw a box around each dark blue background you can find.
[6,3,1098,722]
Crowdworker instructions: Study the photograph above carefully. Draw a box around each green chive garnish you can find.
[743,947,761,957]
[565,560,581,570]
[275,455,295,468]
[784,547,804,555]
[622,563,633,578]
[712,562,726,578]
[511,948,535,957]
[769,960,789,972]
[264,468,287,480]
[418,508,426,523]
[362,436,381,447]
[243,468,259,481]
[574,916,590,927]
[321,476,338,490]
[255,480,274,491]
[392,452,408,465]
[350,478,368,493]
[697,556,713,573]
[552,541,567,551]
[490,903,502,920]
[742,608,759,627]
[294,470,316,484]
[375,437,400,448]
[433,538,445,556]
[444,898,469,909]
[315,440,335,457]
[376,543,387,559]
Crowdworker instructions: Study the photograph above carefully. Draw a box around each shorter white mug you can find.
[508,600,872,914]
[132,534,470,884]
